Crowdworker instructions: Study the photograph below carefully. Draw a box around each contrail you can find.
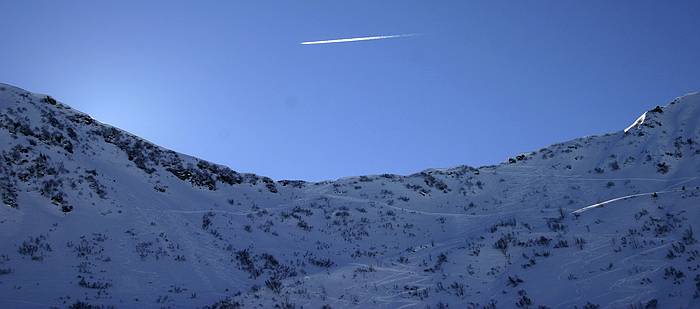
[300,33,416,45]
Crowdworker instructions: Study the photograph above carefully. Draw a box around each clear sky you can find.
[1,1,699,181]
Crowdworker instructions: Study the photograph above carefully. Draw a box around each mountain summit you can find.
[1,83,699,308]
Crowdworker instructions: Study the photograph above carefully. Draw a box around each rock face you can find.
[0,83,699,308]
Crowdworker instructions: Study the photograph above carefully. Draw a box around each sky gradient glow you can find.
[1,1,699,181]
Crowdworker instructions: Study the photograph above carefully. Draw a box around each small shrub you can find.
[265,278,282,294]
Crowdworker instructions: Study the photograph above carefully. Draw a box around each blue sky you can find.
[1,1,699,181]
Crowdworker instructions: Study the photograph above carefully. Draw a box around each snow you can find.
[624,112,646,133]
[0,83,699,308]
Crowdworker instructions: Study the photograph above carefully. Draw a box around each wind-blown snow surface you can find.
[0,83,699,308]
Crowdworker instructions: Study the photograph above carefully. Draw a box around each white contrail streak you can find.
[300,33,416,45]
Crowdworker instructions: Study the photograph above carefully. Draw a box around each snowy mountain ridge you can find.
[0,83,699,308]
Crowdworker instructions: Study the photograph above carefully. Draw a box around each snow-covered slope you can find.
[0,83,699,308]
